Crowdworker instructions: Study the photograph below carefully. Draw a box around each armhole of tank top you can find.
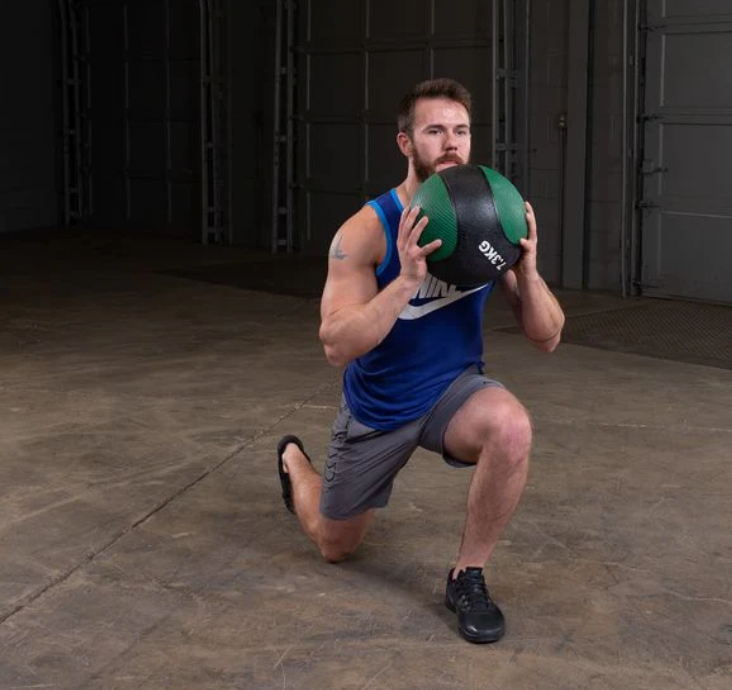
[367,199,394,277]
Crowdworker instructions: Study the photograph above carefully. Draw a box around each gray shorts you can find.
[320,365,503,520]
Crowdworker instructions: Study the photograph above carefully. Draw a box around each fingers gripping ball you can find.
[411,165,528,286]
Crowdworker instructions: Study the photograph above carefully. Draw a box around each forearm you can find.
[515,273,565,349]
[320,275,417,367]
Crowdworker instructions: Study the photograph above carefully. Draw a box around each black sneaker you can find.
[445,567,505,643]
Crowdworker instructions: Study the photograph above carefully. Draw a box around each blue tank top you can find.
[342,188,495,430]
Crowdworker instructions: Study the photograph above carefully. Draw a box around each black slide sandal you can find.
[276,435,313,514]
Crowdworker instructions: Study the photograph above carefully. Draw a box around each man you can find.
[276,78,565,644]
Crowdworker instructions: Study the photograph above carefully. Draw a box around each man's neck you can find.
[395,168,422,209]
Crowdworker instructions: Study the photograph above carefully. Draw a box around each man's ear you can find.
[396,131,412,157]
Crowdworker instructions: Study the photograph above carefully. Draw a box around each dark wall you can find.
[0,0,59,234]
[228,0,271,248]
[86,0,202,237]
[0,0,630,295]
[291,0,508,255]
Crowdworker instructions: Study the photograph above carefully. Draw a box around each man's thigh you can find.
[441,386,529,464]
[320,397,420,520]
[419,366,505,466]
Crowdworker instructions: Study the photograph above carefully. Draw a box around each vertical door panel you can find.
[641,2,732,302]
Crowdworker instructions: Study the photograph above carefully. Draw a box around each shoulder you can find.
[330,203,389,266]
[344,203,385,237]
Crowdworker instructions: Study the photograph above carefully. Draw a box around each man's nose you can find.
[444,135,458,150]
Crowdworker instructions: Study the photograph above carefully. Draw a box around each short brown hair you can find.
[397,78,472,136]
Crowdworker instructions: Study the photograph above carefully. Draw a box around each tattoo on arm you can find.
[330,232,348,260]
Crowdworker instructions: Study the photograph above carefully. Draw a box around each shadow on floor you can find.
[500,299,732,370]
[160,257,328,299]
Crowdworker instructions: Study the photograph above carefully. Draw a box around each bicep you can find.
[320,219,382,321]
[320,257,379,320]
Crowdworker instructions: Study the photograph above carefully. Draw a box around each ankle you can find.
[452,563,485,579]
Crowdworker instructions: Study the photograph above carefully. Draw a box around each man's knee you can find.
[317,538,357,563]
[315,511,373,563]
[505,404,533,447]
[484,400,533,463]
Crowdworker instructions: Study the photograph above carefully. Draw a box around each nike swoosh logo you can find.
[399,284,486,320]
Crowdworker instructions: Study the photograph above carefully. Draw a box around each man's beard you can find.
[413,150,467,182]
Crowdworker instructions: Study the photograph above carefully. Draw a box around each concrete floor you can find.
[0,230,731,690]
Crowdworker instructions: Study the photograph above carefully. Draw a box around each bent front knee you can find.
[489,408,533,463]
[509,410,533,450]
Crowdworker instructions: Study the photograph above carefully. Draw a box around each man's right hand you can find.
[319,204,444,367]
[396,206,442,288]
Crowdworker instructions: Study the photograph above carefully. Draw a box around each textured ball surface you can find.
[411,164,528,286]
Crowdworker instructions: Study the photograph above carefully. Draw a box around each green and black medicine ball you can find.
[411,164,528,286]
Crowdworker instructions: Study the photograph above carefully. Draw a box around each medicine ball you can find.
[411,164,528,287]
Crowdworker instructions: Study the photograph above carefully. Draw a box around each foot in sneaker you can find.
[445,567,505,643]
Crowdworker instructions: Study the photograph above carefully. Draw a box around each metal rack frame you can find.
[200,0,228,243]
[491,0,521,182]
[271,0,296,253]
[57,0,92,226]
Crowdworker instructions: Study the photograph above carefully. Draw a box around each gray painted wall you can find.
[585,0,625,292]
[639,0,732,304]
[0,1,59,234]
[529,0,627,293]
[527,0,569,286]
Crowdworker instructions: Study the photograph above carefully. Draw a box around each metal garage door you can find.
[640,1,732,304]
[292,0,525,254]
